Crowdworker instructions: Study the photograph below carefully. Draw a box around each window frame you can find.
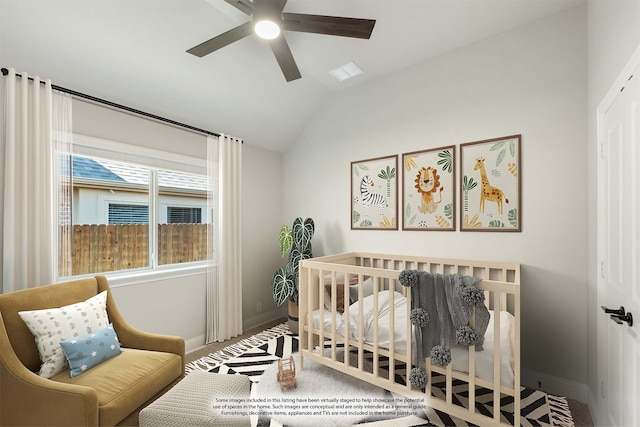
[56,134,210,282]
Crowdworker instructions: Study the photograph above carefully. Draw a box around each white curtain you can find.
[53,92,74,279]
[2,69,71,293]
[206,133,243,343]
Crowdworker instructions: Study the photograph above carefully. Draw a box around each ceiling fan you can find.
[186,0,376,82]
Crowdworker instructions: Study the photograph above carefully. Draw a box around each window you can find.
[57,136,210,278]
[109,204,149,224]
[167,206,202,223]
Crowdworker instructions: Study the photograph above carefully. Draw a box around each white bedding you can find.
[308,291,515,387]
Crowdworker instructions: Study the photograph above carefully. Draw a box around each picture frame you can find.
[402,146,456,231]
[351,155,398,230]
[460,135,521,231]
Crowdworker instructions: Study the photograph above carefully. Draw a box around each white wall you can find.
[284,6,588,399]
[241,145,288,329]
[586,0,640,422]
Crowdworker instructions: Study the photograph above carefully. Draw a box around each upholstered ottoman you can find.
[139,370,251,427]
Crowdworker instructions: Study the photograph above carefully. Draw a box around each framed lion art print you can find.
[402,146,456,231]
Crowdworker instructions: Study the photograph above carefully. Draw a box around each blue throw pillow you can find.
[60,324,123,377]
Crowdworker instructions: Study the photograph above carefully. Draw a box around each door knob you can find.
[601,305,625,316]
[610,312,633,327]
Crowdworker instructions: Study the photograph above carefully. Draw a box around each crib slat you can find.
[493,294,502,424]
[319,269,326,356]
[446,363,453,406]
[388,284,395,386]
[468,305,477,416]
[405,281,412,393]
[372,276,379,376]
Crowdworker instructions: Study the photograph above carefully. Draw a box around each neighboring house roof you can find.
[70,155,208,192]
[71,156,125,182]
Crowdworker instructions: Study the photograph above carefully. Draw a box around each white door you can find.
[597,51,640,427]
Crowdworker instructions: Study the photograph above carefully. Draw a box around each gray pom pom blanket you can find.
[399,270,490,387]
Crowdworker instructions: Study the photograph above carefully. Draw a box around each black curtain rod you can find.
[1,67,221,138]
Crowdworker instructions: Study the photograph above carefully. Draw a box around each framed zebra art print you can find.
[402,145,456,231]
[351,155,398,230]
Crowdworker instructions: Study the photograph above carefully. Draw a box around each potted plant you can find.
[271,217,314,334]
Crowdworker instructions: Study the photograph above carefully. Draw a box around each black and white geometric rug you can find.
[186,324,574,427]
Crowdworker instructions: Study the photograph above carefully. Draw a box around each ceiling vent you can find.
[329,62,364,82]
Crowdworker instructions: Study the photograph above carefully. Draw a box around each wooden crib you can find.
[298,252,521,427]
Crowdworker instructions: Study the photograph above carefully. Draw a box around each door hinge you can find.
[601,261,606,278]
[600,142,606,159]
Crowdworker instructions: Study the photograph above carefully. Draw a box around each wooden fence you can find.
[59,223,210,276]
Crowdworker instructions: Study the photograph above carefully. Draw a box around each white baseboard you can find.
[243,308,287,331]
[185,335,206,353]
[521,368,589,402]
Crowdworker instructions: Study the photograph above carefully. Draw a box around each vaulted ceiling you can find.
[0,0,584,151]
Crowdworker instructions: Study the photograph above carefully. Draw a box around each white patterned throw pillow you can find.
[18,291,110,378]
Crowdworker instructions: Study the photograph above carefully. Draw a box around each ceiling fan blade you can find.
[187,21,253,57]
[223,0,255,15]
[282,13,375,39]
[268,35,301,82]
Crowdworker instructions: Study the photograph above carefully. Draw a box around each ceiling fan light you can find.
[254,20,280,40]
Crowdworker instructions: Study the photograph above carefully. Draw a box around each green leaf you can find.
[409,215,417,225]
[360,220,372,227]
[508,209,518,227]
[379,165,396,180]
[437,150,453,173]
[509,140,516,157]
[272,268,294,306]
[444,203,453,219]
[288,247,303,275]
[496,149,506,166]
[278,226,293,257]
[488,220,505,227]
[463,176,478,191]
[290,284,299,305]
[490,141,505,151]
[303,217,315,235]
[292,217,314,251]
[353,211,360,223]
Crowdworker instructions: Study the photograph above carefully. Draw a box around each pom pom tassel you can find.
[430,345,452,366]
[409,367,428,390]
[456,325,478,346]
[399,270,418,287]
[458,283,485,306]
[410,308,430,327]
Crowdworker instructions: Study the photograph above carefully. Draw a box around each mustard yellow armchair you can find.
[0,276,185,426]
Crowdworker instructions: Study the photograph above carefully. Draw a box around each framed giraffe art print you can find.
[351,155,398,230]
[460,135,521,232]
